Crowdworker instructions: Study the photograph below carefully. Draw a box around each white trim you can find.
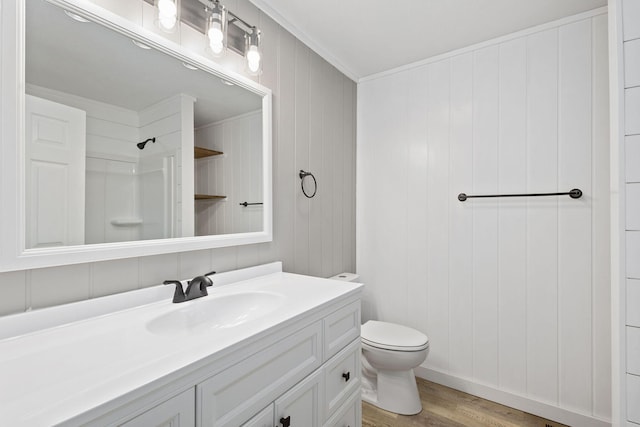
[608,0,626,425]
[195,109,262,131]
[0,0,274,272]
[248,0,360,82]
[415,367,611,427]
[359,6,608,84]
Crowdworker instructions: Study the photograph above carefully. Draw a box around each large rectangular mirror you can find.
[0,0,272,271]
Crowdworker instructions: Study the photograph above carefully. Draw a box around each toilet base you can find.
[361,366,422,415]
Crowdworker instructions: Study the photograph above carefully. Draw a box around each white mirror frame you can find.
[0,0,273,272]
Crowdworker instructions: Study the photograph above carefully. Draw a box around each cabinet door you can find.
[324,301,360,361]
[274,369,323,427]
[324,339,360,418]
[323,390,360,427]
[198,322,322,427]
[119,389,195,427]
[241,404,274,427]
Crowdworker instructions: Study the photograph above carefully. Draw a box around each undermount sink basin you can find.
[146,291,285,336]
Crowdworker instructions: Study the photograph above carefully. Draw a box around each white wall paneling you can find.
[628,136,640,182]
[629,232,640,279]
[628,326,640,375]
[591,13,612,419]
[630,279,640,326]
[626,87,640,135]
[629,374,640,424]
[195,112,263,236]
[357,11,610,426]
[622,0,640,41]
[0,0,356,314]
[616,0,640,420]
[446,53,474,379]
[628,184,640,230]
[626,39,640,88]
[497,36,528,396]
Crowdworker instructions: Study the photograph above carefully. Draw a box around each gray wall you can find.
[0,0,356,315]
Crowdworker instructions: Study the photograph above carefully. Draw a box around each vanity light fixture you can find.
[153,0,262,72]
[155,0,179,32]
[245,27,262,75]
[206,0,227,57]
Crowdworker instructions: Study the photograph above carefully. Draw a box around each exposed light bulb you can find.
[158,0,177,16]
[209,40,224,55]
[156,0,178,31]
[208,22,224,54]
[158,14,177,30]
[246,45,261,73]
[245,27,261,75]
[205,4,226,57]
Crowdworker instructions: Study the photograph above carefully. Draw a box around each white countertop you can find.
[0,263,362,426]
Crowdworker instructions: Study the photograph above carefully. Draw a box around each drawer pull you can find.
[280,415,291,427]
[342,371,350,382]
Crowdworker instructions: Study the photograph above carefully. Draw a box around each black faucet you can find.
[163,271,216,303]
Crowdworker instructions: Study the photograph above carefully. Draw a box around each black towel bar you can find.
[458,188,582,202]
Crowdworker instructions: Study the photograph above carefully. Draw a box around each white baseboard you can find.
[415,367,611,427]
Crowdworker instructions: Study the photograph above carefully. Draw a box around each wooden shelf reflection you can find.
[194,147,223,159]
[195,194,226,200]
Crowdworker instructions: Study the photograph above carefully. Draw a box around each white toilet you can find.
[360,320,429,415]
[329,273,429,415]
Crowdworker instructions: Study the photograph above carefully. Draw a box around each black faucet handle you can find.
[197,274,214,296]
[163,280,186,303]
[205,271,216,277]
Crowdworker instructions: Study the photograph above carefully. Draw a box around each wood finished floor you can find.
[362,378,570,427]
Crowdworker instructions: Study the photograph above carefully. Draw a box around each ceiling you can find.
[249,0,608,81]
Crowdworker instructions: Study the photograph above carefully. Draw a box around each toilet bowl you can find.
[360,320,429,415]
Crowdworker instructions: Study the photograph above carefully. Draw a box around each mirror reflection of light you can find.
[208,25,224,55]
[157,0,178,31]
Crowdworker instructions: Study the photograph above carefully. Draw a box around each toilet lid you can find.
[361,321,429,351]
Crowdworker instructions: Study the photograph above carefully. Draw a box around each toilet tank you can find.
[329,272,360,283]
[329,273,369,323]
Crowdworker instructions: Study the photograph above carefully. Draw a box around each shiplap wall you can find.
[357,11,610,426]
[0,0,356,314]
[615,0,640,425]
[195,112,263,236]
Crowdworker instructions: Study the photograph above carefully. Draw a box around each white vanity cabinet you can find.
[0,264,363,427]
[119,389,195,427]
[273,368,324,427]
[241,405,274,427]
[197,300,361,427]
[197,322,323,426]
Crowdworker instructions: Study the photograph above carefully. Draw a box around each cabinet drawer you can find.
[241,405,273,427]
[198,321,323,427]
[119,388,195,427]
[323,389,360,427]
[274,368,323,427]
[324,301,360,360]
[324,339,360,419]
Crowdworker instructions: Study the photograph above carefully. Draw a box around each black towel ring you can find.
[299,170,317,198]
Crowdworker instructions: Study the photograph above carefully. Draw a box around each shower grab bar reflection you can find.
[457,188,582,202]
[239,202,263,207]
